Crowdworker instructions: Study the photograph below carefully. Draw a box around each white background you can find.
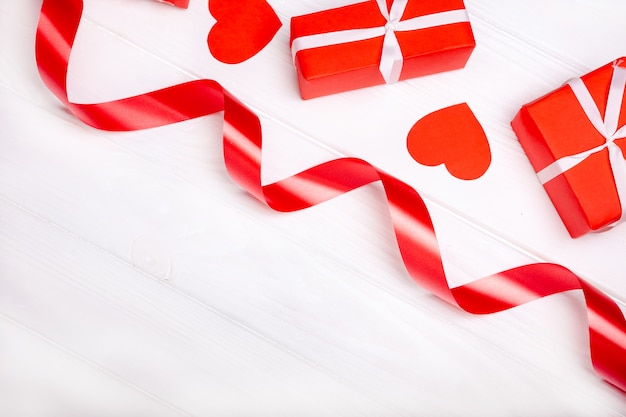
[2,0,626,415]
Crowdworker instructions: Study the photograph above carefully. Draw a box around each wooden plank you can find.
[1,0,626,414]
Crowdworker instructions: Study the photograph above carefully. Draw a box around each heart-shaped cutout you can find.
[208,0,282,64]
[407,103,491,180]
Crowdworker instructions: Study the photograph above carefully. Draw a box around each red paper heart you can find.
[208,0,282,64]
[407,103,491,180]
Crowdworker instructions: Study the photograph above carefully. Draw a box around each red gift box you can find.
[512,59,626,238]
[289,0,475,100]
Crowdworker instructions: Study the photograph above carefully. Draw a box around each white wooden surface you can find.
[2,0,626,415]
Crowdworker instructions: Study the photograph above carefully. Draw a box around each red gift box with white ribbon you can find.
[512,59,626,238]
[289,0,475,99]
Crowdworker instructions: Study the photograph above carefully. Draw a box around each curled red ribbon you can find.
[36,0,626,392]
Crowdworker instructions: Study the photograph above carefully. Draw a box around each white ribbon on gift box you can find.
[291,0,470,84]
[537,62,626,227]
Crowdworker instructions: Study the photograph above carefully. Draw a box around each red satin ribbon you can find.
[157,0,189,9]
[36,0,626,392]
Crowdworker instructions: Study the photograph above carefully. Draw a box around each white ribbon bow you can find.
[537,61,626,227]
[291,0,469,84]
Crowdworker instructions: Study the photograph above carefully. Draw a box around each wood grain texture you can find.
[1,0,626,415]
